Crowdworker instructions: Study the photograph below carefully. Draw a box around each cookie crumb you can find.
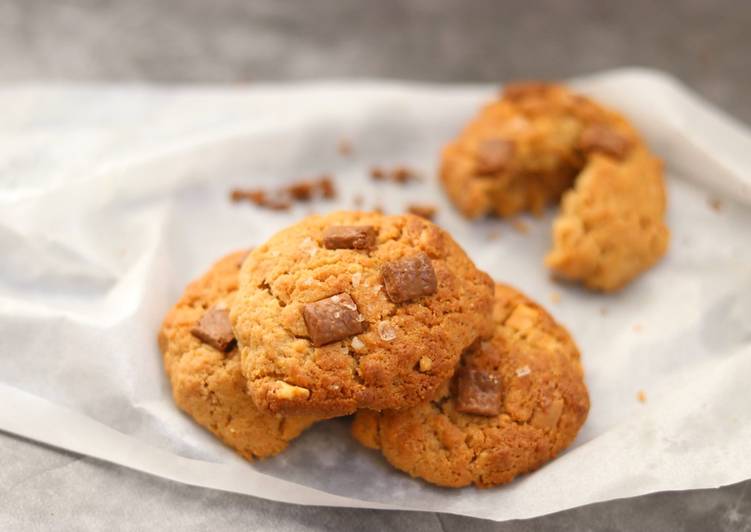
[370,164,421,184]
[599,306,609,316]
[632,323,643,332]
[406,203,437,220]
[319,176,337,199]
[487,227,502,241]
[515,365,531,377]
[230,189,292,211]
[370,166,385,180]
[637,390,647,403]
[338,138,353,156]
[511,219,529,234]
[377,320,397,341]
[230,176,336,210]
[550,292,561,304]
[707,197,723,212]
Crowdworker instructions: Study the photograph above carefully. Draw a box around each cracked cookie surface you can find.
[231,211,494,417]
[352,283,589,488]
[158,251,318,460]
[440,82,669,291]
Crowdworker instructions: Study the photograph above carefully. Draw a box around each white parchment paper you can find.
[1,69,750,522]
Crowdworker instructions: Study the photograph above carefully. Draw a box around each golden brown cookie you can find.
[158,251,318,460]
[352,283,589,488]
[231,211,494,418]
[440,82,669,291]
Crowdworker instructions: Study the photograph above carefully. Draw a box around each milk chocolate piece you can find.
[381,252,437,304]
[191,306,235,352]
[303,293,365,346]
[323,225,376,250]
[455,368,502,416]
[579,124,631,160]
[476,139,515,174]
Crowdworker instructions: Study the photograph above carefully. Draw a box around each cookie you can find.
[231,211,495,417]
[440,82,669,291]
[352,283,589,488]
[158,251,318,460]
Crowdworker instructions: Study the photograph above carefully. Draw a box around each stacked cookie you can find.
[159,211,590,488]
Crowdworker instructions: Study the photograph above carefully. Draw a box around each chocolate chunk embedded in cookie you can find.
[158,251,319,460]
[323,225,377,249]
[454,367,502,416]
[191,305,235,352]
[352,283,590,488]
[231,211,494,417]
[303,293,365,346]
[381,252,437,304]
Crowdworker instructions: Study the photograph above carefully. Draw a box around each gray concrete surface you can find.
[1,0,750,530]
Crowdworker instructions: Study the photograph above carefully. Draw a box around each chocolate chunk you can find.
[191,306,235,352]
[323,225,377,250]
[455,368,502,416]
[369,165,421,184]
[381,252,437,304]
[303,293,365,346]
[476,139,515,174]
[319,176,337,199]
[578,124,632,160]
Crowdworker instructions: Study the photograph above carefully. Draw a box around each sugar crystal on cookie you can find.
[303,293,365,346]
[191,306,235,352]
[455,368,502,416]
[381,252,437,304]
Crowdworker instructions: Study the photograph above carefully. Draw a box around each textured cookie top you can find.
[158,251,318,460]
[440,82,669,291]
[352,283,590,488]
[231,211,494,417]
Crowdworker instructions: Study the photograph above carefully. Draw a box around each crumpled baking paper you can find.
[1,68,750,522]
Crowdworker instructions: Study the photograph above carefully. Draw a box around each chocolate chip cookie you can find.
[440,82,669,291]
[231,211,495,417]
[352,283,589,488]
[158,251,318,460]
